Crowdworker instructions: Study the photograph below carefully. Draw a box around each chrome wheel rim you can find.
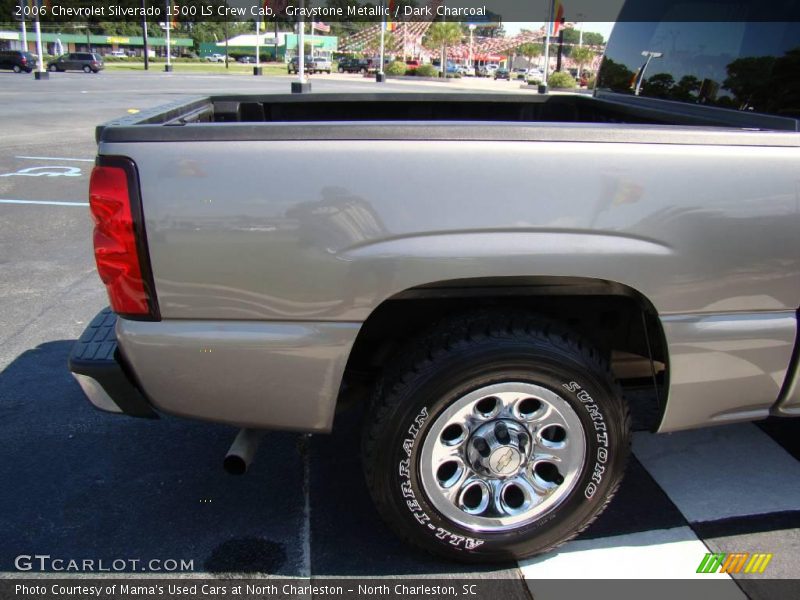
[420,382,586,532]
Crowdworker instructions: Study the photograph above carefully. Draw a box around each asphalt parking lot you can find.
[0,71,798,598]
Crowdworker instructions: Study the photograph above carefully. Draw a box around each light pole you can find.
[254,17,262,75]
[376,1,386,83]
[20,10,27,51]
[163,0,173,71]
[33,11,47,79]
[292,0,311,93]
[576,13,584,80]
[541,0,554,93]
[635,50,663,96]
[468,24,476,74]
[142,0,149,70]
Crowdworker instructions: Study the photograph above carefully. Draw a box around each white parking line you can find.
[301,433,312,578]
[519,527,738,582]
[633,424,800,522]
[15,156,94,162]
[0,199,89,207]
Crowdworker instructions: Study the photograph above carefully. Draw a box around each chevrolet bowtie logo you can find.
[492,448,515,472]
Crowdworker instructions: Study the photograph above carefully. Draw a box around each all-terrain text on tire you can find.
[363,312,630,562]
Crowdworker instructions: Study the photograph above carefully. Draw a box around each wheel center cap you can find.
[488,446,522,475]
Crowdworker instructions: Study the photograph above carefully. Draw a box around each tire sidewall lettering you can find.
[561,380,612,500]
[396,406,486,551]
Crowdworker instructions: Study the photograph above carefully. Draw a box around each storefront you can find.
[0,30,193,57]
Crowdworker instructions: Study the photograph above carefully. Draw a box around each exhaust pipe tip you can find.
[224,428,264,475]
[223,454,248,475]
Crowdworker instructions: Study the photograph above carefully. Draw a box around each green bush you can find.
[415,64,437,77]
[385,61,407,76]
[548,71,577,88]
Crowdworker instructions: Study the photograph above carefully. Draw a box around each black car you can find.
[494,68,511,80]
[237,55,256,64]
[47,52,104,73]
[0,50,36,73]
[337,57,370,73]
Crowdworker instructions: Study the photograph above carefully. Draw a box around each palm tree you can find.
[426,22,462,77]
[517,43,543,70]
[571,46,595,80]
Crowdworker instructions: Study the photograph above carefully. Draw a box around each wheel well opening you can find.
[341,277,668,431]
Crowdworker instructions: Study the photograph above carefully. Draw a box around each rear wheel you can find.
[13,65,21,73]
[48,64,57,72]
[362,312,629,562]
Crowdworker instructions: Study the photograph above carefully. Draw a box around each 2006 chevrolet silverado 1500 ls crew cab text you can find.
[69,3,800,562]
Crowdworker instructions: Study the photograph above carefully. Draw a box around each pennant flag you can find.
[549,0,565,36]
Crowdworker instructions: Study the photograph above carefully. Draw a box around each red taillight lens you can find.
[21,57,27,65]
[89,165,150,316]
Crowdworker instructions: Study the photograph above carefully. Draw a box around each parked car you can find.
[237,56,256,64]
[73,0,800,566]
[457,65,473,77]
[405,59,421,71]
[287,55,316,74]
[337,57,370,73]
[432,61,460,76]
[493,67,511,80]
[0,50,36,73]
[47,52,104,73]
[526,68,545,82]
[477,64,499,77]
[108,50,126,58]
[205,53,226,63]
[512,67,529,79]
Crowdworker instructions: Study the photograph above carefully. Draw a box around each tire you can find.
[338,67,344,73]
[83,65,91,73]
[48,64,57,72]
[13,65,21,73]
[360,67,367,74]
[362,311,629,563]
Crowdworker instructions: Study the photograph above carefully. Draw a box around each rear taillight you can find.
[20,57,27,65]
[89,162,156,318]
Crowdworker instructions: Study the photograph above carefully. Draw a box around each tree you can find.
[723,55,776,110]
[517,42,542,69]
[570,46,594,77]
[596,57,635,92]
[426,22,462,77]
[642,73,675,98]
[368,30,397,58]
[582,31,605,46]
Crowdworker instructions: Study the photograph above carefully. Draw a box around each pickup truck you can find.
[70,6,800,563]
[287,56,332,75]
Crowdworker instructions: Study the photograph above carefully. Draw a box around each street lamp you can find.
[635,50,663,96]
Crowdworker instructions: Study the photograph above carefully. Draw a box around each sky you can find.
[503,21,616,40]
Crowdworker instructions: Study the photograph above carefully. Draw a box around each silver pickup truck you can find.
[70,13,799,563]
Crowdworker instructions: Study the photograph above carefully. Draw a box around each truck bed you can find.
[96,92,800,145]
